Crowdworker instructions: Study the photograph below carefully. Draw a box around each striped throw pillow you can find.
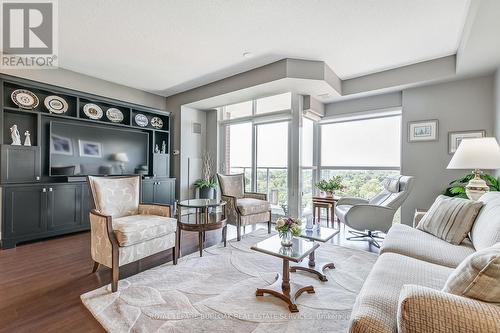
[416,195,484,245]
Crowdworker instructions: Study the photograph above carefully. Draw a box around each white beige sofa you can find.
[349,192,500,333]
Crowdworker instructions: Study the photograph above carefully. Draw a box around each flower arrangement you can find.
[315,176,345,196]
[275,217,302,246]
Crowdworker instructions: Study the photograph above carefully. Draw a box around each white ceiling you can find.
[58,0,471,96]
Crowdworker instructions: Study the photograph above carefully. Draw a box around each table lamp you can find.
[447,137,500,200]
[113,152,129,174]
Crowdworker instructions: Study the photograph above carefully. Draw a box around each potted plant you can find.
[194,151,217,199]
[275,217,302,246]
[314,176,345,197]
[444,173,499,199]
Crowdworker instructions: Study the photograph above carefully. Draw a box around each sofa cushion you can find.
[442,243,500,303]
[381,224,475,268]
[416,195,483,245]
[113,214,177,247]
[349,253,453,333]
[236,198,270,216]
[471,192,500,251]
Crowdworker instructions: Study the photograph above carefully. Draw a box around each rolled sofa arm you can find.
[344,204,395,233]
[337,197,369,206]
[397,285,500,333]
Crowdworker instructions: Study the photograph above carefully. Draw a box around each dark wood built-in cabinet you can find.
[0,74,175,249]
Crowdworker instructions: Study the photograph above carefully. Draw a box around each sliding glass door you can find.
[226,122,252,191]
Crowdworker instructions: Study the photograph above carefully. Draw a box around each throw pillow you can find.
[416,195,483,245]
[442,243,500,303]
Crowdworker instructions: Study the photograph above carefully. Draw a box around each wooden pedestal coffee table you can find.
[290,226,339,281]
[251,234,319,312]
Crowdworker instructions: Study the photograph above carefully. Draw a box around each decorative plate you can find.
[44,95,68,114]
[11,89,39,109]
[134,113,148,127]
[150,116,163,129]
[106,108,124,123]
[83,103,103,120]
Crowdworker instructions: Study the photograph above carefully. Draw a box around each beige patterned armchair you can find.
[217,173,271,241]
[88,176,177,292]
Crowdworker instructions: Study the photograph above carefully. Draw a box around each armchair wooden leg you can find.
[111,265,119,292]
[237,217,242,241]
[268,211,272,234]
[91,261,100,273]
[173,246,177,265]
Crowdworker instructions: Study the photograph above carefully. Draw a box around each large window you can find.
[256,122,288,215]
[301,118,314,214]
[221,93,292,218]
[227,122,252,191]
[319,114,401,222]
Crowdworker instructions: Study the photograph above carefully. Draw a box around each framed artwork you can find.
[408,119,439,142]
[79,140,102,158]
[50,135,73,155]
[448,130,486,154]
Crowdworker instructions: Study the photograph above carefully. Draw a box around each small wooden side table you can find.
[312,196,339,228]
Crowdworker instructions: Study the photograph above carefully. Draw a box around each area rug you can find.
[81,229,377,332]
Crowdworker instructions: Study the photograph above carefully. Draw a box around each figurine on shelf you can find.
[10,125,21,145]
[154,144,160,153]
[24,131,31,146]
[161,140,166,154]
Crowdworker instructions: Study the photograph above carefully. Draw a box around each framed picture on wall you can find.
[79,140,102,158]
[448,130,486,154]
[408,119,439,142]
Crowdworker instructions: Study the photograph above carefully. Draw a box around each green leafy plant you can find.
[315,176,345,194]
[194,178,217,189]
[444,173,499,199]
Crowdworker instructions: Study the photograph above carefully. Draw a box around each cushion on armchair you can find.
[112,215,177,246]
[89,176,140,218]
[237,198,270,216]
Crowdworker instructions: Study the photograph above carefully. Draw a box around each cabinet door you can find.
[0,145,41,184]
[154,179,175,205]
[141,180,155,203]
[152,154,169,178]
[3,186,46,239]
[81,184,92,227]
[46,184,82,232]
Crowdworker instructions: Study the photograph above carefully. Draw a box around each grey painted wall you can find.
[401,75,495,224]
[325,92,402,117]
[1,68,166,110]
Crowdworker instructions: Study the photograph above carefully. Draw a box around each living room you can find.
[1,1,499,332]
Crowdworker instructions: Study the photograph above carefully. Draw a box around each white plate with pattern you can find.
[83,103,103,120]
[11,89,39,109]
[134,113,148,127]
[106,108,124,123]
[150,116,163,129]
[44,95,68,114]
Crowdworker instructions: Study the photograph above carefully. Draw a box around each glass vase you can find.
[280,230,293,247]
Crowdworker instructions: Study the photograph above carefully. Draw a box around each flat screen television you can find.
[49,121,149,177]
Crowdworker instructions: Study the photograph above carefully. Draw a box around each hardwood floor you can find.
[0,220,379,332]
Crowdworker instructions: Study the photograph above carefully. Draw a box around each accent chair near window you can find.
[87,175,177,292]
[217,173,272,241]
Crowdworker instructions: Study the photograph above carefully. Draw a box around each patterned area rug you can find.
[81,229,377,332]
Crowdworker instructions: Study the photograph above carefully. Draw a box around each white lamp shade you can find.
[113,152,129,162]
[447,137,500,170]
